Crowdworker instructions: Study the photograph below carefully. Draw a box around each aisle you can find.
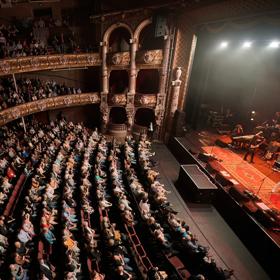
[152,143,269,280]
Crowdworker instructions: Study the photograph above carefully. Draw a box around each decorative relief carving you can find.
[155,108,164,127]
[136,49,163,65]
[0,60,11,74]
[0,53,101,76]
[109,94,127,105]
[135,94,157,107]
[108,52,130,66]
[0,93,100,126]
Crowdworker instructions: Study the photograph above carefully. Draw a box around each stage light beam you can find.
[242,41,252,48]
[219,41,228,49]
[269,41,280,48]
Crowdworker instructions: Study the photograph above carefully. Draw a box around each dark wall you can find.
[186,23,280,129]
[33,104,101,128]
[19,67,101,92]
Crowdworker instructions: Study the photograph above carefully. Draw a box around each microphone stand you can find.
[257,169,276,195]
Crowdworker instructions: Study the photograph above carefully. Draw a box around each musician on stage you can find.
[231,124,244,148]
[243,133,263,163]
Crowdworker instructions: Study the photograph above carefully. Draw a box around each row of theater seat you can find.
[0,120,234,279]
[0,77,82,112]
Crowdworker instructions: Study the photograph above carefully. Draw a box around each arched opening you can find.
[136,69,159,94]
[109,106,127,124]
[109,27,131,53]
[109,70,129,94]
[138,24,164,50]
[134,108,155,127]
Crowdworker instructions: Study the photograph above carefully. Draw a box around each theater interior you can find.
[0,0,279,279]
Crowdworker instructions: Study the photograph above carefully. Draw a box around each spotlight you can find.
[242,41,252,48]
[220,41,228,48]
[269,41,280,48]
[251,110,255,114]
[250,118,254,121]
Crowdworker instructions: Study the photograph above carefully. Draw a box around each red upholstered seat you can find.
[7,167,16,179]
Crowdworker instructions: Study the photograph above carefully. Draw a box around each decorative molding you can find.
[0,93,100,126]
[108,51,130,66]
[135,94,157,107]
[108,94,127,106]
[136,49,163,65]
[0,53,101,76]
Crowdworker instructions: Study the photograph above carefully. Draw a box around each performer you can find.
[243,133,263,163]
[231,124,244,148]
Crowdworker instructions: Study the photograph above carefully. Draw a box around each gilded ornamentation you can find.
[110,52,130,66]
[135,94,157,107]
[0,53,101,76]
[0,93,100,126]
[0,61,11,74]
[110,94,127,105]
[136,49,163,65]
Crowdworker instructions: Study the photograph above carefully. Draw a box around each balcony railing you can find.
[108,94,127,106]
[0,93,100,126]
[135,93,157,107]
[136,49,163,66]
[0,53,101,76]
[0,49,162,75]
[133,123,148,134]
[107,51,130,67]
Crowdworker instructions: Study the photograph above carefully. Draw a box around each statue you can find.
[175,67,182,81]
[172,67,182,87]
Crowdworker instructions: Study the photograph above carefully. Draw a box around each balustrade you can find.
[0,93,100,126]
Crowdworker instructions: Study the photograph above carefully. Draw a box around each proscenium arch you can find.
[103,22,133,46]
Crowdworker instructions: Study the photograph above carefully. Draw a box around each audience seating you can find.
[0,121,234,280]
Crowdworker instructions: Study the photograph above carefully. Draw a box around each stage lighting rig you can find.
[219,41,228,49]
[269,41,280,48]
[242,41,252,48]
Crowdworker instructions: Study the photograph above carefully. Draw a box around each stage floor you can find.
[178,130,280,210]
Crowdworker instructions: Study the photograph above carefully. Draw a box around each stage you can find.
[178,130,280,210]
[168,133,280,278]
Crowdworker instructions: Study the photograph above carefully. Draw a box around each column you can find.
[155,34,171,139]
[101,41,109,132]
[126,38,137,132]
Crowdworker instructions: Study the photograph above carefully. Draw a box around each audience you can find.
[0,18,92,59]
[0,119,234,279]
[0,77,82,111]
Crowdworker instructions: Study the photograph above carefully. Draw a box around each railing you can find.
[136,49,163,66]
[0,53,101,76]
[108,93,127,106]
[0,93,100,126]
[0,49,162,76]
[107,51,130,66]
[133,124,148,135]
[108,123,127,131]
[135,93,157,107]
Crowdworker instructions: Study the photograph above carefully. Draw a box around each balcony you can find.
[108,94,127,106]
[136,49,163,68]
[135,94,157,108]
[108,123,127,137]
[0,53,101,76]
[0,93,100,126]
[107,51,130,68]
